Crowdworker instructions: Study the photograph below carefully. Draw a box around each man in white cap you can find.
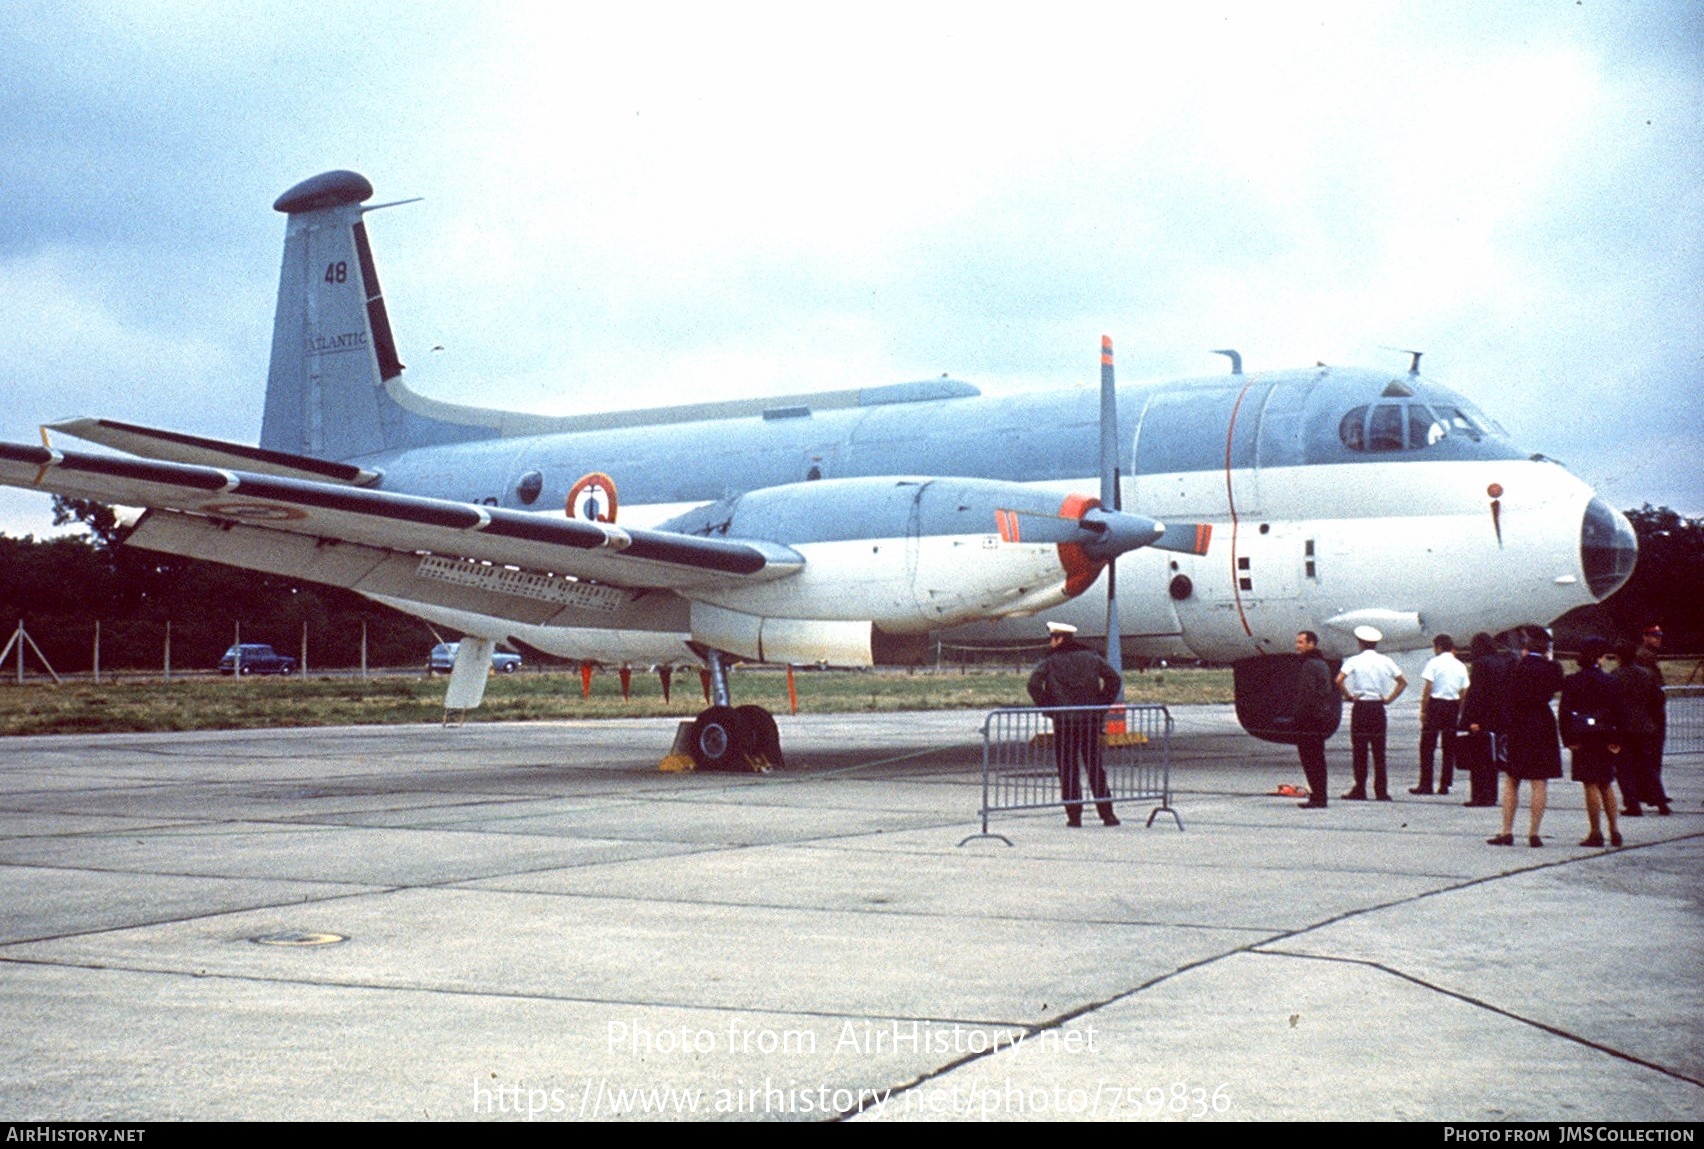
[1335,625,1406,800]
[1028,622,1124,827]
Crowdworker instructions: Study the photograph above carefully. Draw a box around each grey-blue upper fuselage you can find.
[363,366,1526,514]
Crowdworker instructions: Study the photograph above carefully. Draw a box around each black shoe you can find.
[1101,815,1121,827]
[1341,789,1367,800]
[1487,834,1514,846]
[1609,831,1624,847]
[1298,799,1328,809]
[1622,807,1643,817]
[1529,835,1544,848]
[1656,804,1672,816]
[1375,793,1394,801]
[1579,833,1604,848]
[1438,788,1451,795]
[1409,786,1433,795]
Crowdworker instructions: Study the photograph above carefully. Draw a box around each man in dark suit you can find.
[1293,631,1338,808]
[1028,622,1124,827]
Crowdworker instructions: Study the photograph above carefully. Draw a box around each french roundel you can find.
[566,472,618,523]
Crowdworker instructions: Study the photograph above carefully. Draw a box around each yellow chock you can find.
[658,720,697,773]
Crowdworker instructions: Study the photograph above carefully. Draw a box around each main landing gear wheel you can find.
[736,704,784,769]
[690,705,749,771]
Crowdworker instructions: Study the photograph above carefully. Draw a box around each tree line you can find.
[0,500,437,673]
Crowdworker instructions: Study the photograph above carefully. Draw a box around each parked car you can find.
[427,642,523,674]
[219,644,298,676]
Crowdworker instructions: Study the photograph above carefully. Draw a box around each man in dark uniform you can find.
[1028,622,1123,827]
[1293,630,1338,808]
[1629,620,1669,811]
[1625,625,1672,816]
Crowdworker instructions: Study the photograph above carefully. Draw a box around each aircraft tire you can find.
[691,706,749,771]
[736,704,783,769]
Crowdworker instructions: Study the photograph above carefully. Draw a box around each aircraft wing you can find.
[46,417,384,486]
[0,441,802,592]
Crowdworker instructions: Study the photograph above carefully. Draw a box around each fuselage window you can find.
[515,470,544,505]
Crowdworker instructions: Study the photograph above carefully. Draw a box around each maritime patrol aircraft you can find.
[0,170,1639,768]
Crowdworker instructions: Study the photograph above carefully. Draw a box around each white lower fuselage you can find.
[379,456,1605,668]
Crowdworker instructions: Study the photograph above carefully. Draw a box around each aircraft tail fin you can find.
[260,171,491,462]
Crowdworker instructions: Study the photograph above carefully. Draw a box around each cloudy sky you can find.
[2,2,1699,538]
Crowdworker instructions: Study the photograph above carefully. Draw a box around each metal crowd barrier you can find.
[1664,685,1703,757]
[963,703,1177,845]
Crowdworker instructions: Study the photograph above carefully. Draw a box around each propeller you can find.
[1100,335,1124,693]
[994,338,1212,650]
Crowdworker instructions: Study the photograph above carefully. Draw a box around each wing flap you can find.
[0,441,802,591]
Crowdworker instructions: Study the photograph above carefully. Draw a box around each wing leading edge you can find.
[0,441,802,591]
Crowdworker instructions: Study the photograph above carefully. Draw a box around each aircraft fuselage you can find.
[348,364,1629,665]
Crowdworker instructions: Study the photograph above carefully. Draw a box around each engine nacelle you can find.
[658,476,1160,633]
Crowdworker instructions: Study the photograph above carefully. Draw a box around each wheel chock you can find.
[658,720,697,773]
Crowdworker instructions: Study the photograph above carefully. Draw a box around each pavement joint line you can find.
[0,882,399,948]
[0,953,1050,1032]
[840,829,1704,1119]
[422,880,1281,933]
[1249,948,1704,1090]
[778,836,1487,883]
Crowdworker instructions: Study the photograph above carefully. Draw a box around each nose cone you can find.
[1077,508,1164,562]
[1581,497,1637,600]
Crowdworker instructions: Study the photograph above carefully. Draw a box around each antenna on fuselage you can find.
[1382,347,1424,375]
[1211,349,1243,375]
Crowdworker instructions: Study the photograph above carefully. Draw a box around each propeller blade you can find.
[1100,335,1123,691]
[1150,521,1214,556]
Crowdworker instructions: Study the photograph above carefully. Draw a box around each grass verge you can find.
[0,667,1234,736]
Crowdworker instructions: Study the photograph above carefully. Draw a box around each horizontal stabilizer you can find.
[47,419,381,486]
[1151,521,1214,555]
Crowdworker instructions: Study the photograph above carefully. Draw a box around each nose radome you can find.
[1581,497,1637,600]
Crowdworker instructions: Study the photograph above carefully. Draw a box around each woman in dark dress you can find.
[1489,627,1564,848]
[1560,638,1622,848]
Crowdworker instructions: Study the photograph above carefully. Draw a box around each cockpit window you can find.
[1407,404,1447,448]
[1366,404,1404,451]
[1439,407,1485,442]
[1339,406,1367,451]
[1340,402,1455,453]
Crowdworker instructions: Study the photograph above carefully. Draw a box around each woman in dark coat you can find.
[1560,638,1622,848]
[1489,627,1564,848]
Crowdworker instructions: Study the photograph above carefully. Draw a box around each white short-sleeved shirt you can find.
[1421,652,1469,700]
[1340,649,1403,701]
